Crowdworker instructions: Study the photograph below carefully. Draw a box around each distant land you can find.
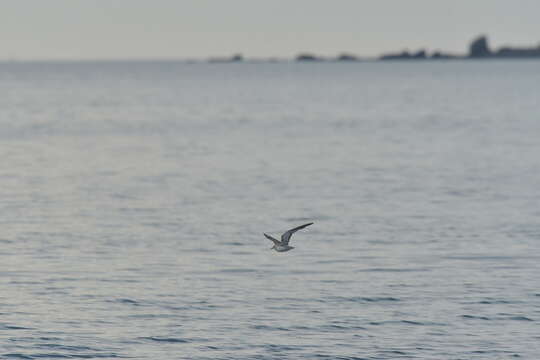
[205,35,540,63]
[378,35,540,61]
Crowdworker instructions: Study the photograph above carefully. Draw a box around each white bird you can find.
[264,222,313,252]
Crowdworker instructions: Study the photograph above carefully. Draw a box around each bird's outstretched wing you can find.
[264,233,281,245]
[281,222,313,245]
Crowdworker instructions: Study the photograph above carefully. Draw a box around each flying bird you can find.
[264,222,313,252]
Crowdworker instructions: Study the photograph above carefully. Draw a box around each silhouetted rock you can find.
[336,53,359,61]
[379,49,426,60]
[379,50,410,60]
[469,36,491,58]
[412,49,427,59]
[495,46,540,58]
[230,53,243,62]
[208,53,244,63]
[468,35,540,58]
[376,34,540,61]
[296,53,323,62]
[431,51,459,59]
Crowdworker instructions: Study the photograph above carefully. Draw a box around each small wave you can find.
[402,320,426,325]
[38,338,62,341]
[110,298,141,306]
[443,255,519,261]
[318,279,352,284]
[125,313,179,319]
[8,354,74,359]
[220,241,243,246]
[380,350,408,355]
[219,268,257,273]
[322,324,367,331]
[508,316,533,321]
[0,325,33,330]
[477,299,516,304]
[250,325,290,331]
[9,281,42,285]
[470,350,521,356]
[369,320,435,326]
[314,355,369,360]
[7,353,124,359]
[461,315,491,320]
[262,344,302,351]
[343,296,400,303]
[230,251,254,255]
[140,336,189,343]
[35,345,97,352]
[265,297,302,302]
[289,325,312,330]
[356,267,428,273]
[99,279,141,283]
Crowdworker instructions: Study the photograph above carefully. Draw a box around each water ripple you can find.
[461,315,492,321]
[1,325,33,330]
[139,336,189,343]
[355,267,429,273]
[2,354,124,359]
[329,296,401,303]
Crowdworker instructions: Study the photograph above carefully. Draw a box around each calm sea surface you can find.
[1,61,539,359]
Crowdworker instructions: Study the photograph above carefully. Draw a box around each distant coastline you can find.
[205,35,540,63]
[378,35,540,61]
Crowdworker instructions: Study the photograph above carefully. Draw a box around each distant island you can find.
[208,53,243,63]
[378,35,540,60]
[205,35,540,63]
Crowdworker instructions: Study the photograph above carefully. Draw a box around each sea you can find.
[1,60,539,359]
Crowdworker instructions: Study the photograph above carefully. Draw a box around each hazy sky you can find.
[2,0,540,60]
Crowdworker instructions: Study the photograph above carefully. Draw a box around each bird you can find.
[264,222,313,252]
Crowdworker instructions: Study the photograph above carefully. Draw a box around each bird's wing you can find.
[281,222,313,245]
[264,233,281,245]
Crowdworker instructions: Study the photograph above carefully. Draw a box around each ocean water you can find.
[1,60,539,359]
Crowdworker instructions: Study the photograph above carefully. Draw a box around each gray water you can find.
[1,61,539,359]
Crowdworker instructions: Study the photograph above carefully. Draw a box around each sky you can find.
[1,0,540,60]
